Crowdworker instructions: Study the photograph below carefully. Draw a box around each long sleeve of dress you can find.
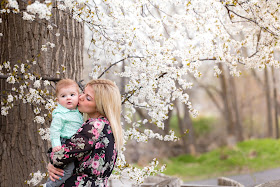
[50,118,105,167]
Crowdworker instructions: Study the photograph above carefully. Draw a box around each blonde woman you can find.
[47,79,123,187]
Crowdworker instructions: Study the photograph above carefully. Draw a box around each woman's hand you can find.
[47,163,64,182]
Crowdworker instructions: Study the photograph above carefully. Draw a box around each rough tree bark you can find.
[0,2,83,186]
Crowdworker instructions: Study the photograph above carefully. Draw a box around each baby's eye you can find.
[61,95,65,98]
[71,94,75,96]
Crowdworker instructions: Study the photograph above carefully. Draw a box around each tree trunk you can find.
[0,3,84,186]
[164,109,173,135]
[228,76,244,141]
[184,105,196,155]
[176,104,188,153]
[176,102,196,155]
[218,63,235,141]
[271,67,279,138]
[264,67,273,137]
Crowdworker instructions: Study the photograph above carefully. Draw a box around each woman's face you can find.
[78,85,99,118]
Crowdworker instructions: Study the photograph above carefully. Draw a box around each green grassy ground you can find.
[162,139,280,182]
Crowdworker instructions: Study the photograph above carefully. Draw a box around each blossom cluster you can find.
[113,152,166,184]
[38,128,51,141]
[25,170,47,186]
[0,60,56,122]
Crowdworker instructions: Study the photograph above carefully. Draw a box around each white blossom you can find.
[213,65,222,77]
[1,106,9,116]
[34,116,45,124]
[3,61,10,69]
[143,119,148,124]
[47,25,53,30]
[6,0,19,11]
[6,76,16,84]
[33,107,41,115]
[57,4,66,11]
[26,170,46,186]
[7,95,13,103]
[20,64,25,73]
[38,128,50,141]
[45,99,56,111]
[33,80,41,88]
[43,80,50,86]
[26,1,52,20]
[29,74,35,81]
[46,42,55,48]
[190,108,199,118]
[22,12,35,21]
[41,45,47,51]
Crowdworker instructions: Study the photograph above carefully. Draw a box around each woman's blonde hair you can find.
[86,79,123,151]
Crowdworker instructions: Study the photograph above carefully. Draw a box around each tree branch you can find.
[98,56,145,79]
[225,5,278,37]
[121,72,168,105]
[0,75,61,82]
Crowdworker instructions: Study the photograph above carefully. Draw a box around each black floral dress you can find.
[49,117,118,187]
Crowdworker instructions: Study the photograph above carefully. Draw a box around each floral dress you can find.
[49,117,118,187]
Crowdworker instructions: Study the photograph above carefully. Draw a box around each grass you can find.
[170,115,216,136]
[161,138,280,182]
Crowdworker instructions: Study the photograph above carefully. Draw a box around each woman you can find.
[47,79,123,187]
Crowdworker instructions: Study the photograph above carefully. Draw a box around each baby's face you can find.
[57,85,79,110]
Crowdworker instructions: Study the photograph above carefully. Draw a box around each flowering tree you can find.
[1,0,280,186]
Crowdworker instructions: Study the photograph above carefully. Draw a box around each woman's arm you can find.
[50,119,106,167]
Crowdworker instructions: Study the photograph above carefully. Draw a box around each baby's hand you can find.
[53,146,62,152]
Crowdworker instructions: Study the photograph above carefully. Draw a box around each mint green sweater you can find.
[50,104,84,148]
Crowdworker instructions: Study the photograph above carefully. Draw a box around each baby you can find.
[45,79,84,187]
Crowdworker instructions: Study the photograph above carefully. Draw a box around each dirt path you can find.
[185,167,280,187]
[109,168,280,186]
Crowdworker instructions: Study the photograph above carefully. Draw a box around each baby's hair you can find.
[56,79,79,96]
